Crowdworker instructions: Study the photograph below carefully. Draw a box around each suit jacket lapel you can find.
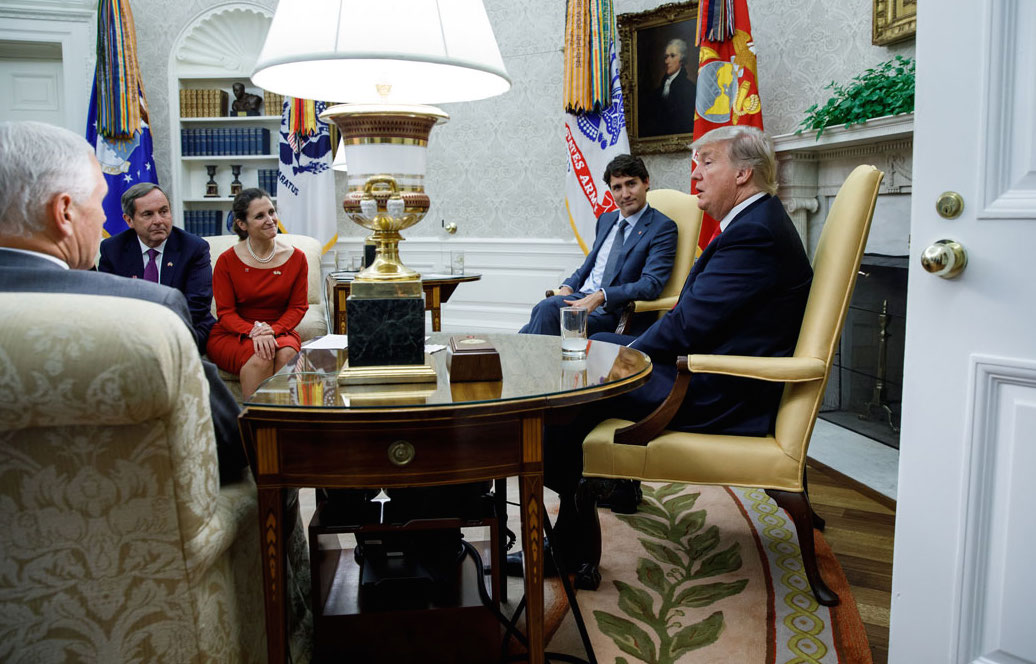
[121,234,145,279]
[587,211,620,265]
[619,205,653,261]
[160,231,179,287]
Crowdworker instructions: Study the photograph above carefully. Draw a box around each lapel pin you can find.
[167,261,173,267]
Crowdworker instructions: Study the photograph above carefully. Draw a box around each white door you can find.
[0,46,66,128]
[890,1,1036,662]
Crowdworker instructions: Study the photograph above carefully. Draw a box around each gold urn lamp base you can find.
[320,103,448,382]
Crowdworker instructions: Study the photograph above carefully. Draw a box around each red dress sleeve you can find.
[212,249,254,335]
[270,250,309,336]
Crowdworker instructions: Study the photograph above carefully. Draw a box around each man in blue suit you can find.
[537,127,813,575]
[99,183,216,353]
[520,154,677,337]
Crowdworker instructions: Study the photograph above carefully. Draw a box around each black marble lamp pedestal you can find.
[345,280,425,370]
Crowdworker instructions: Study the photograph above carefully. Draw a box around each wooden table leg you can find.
[258,486,287,663]
[519,473,544,664]
[429,285,442,331]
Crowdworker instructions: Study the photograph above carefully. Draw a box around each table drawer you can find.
[269,417,527,485]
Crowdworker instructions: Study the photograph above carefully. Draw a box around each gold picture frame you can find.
[873,0,916,46]
[617,1,700,154]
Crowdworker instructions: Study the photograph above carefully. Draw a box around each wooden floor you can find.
[807,461,896,664]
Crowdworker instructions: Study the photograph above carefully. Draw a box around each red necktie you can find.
[143,248,159,283]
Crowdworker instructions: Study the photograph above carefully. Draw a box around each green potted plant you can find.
[798,55,915,138]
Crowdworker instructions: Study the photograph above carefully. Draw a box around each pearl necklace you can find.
[247,237,276,263]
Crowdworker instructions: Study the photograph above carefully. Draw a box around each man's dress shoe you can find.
[596,479,642,514]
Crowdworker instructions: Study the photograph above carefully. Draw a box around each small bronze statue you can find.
[231,82,263,116]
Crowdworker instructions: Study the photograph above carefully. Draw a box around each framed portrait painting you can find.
[618,1,700,154]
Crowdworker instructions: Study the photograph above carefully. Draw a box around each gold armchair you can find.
[615,189,703,333]
[580,165,884,606]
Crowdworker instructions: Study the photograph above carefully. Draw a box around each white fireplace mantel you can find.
[773,113,914,257]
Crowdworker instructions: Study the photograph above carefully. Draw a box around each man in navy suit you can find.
[608,126,814,436]
[0,121,245,483]
[98,183,216,352]
[542,127,813,571]
[520,154,677,337]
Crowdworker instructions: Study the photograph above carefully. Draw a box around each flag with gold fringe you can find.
[276,97,337,255]
[85,0,158,237]
[563,0,629,254]
[691,0,764,250]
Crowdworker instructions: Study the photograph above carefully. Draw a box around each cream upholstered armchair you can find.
[615,189,703,334]
[581,165,884,606]
[205,233,329,399]
[0,293,266,661]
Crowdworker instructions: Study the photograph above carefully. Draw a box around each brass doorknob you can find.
[921,239,967,279]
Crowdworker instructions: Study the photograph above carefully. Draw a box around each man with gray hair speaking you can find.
[0,120,246,483]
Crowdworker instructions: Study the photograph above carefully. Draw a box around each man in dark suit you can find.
[540,126,812,573]
[98,183,216,353]
[0,120,246,483]
[649,38,696,137]
[520,154,677,337]
[610,126,813,436]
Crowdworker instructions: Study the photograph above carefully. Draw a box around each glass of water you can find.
[560,306,588,357]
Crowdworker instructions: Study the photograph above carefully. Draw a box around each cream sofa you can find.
[0,293,266,662]
[205,233,329,400]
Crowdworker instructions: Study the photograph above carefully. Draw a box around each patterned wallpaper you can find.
[130,0,912,241]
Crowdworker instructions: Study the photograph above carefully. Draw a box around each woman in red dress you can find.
[207,188,308,397]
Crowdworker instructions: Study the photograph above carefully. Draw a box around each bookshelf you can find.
[168,4,275,236]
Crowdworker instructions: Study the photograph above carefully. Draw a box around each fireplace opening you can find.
[820,254,907,449]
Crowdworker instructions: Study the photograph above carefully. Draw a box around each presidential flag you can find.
[691,0,764,250]
[276,97,337,255]
[86,0,158,238]
[562,0,628,254]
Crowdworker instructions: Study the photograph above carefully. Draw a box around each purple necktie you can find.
[143,248,159,283]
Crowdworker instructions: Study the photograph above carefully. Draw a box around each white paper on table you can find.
[425,344,447,354]
[303,334,348,350]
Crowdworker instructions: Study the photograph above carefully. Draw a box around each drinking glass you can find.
[450,251,465,275]
[560,306,588,357]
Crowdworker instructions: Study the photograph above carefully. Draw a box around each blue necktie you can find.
[601,219,628,287]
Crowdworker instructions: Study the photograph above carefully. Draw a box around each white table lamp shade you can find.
[252,0,511,105]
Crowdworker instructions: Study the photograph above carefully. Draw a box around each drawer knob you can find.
[388,440,415,466]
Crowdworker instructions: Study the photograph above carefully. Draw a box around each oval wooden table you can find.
[241,333,651,663]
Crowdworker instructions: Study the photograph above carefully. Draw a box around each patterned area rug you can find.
[552,483,871,663]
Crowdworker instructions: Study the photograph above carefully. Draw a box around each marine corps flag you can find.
[691,0,764,250]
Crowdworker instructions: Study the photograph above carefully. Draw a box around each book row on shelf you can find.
[181,128,271,157]
[257,169,279,196]
[179,89,229,118]
[264,91,285,115]
[184,209,228,237]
